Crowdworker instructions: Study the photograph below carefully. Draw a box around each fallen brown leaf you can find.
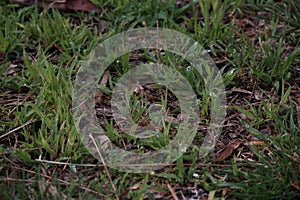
[246,140,265,146]
[291,182,300,191]
[215,141,241,161]
[11,0,101,12]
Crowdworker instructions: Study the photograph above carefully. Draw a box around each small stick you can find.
[35,158,236,167]
[89,134,119,200]
[0,119,36,140]
[166,181,179,200]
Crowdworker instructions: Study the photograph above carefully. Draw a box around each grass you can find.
[0,0,300,199]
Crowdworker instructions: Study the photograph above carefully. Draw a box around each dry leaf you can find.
[247,140,265,146]
[12,0,101,12]
[254,90,263,100]
[291,182,300,191]
[7,64,18,75]
[215,142,241,161]
[232,88,252,94]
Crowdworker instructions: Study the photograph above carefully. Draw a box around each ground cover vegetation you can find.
[0,0,299,199]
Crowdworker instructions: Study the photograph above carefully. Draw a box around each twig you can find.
[35,158,238,167]
[0,119,36,140]
[35,158,97,167]
[166,181,179,200]
[89,134,119,200]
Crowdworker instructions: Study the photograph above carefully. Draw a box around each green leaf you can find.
[253,69,273,84]
[16,150,32,163]
[232,106,256,121]
[242,121,269,141]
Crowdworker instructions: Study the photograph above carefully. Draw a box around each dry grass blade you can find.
[166,181,179,200]
[89,134,119,200]
[296,101,300,128]
[0,119,36,140]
